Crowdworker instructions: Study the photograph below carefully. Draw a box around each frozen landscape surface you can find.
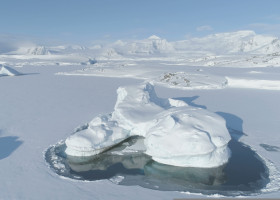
[1,31,280,199]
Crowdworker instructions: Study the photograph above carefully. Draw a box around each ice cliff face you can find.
[65,83,231,168]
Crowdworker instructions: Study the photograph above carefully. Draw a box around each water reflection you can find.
[144,160,226,186]
[45,133,269,196]
[67,153,149,179]
[67,151,226,187]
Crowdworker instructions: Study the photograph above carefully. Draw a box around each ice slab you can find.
[0,64,22,76]
[65,83,231,168]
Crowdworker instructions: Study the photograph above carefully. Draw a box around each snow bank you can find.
[65,83,231,168]
[0,64,21,76]
[226,77,280,90]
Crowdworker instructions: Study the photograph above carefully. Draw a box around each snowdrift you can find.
[65,83,231,168]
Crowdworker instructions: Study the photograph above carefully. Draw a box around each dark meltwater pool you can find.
[45,130,269,196]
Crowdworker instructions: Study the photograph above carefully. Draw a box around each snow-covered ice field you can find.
[1,31,280,199]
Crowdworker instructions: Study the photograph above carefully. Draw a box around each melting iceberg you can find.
[65,83,231,168]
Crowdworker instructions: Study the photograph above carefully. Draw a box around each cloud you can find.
[0,34,36,54]
[196,25,213,32]
[0,35,25,53]
[248,23,280,32]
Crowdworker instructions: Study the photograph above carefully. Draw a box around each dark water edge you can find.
[45,133,269,196]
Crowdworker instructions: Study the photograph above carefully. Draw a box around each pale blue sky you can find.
[1,0,280,44]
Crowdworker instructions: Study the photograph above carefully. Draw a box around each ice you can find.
[0,64,22,76]
[65,83,231,168]
[227,77,280,90]
[65,115,130,157]
[1,30,280,198]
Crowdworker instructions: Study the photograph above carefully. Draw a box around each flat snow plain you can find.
[1,63,280,199]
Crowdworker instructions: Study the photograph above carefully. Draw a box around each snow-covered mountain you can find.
[2,31,280,57]
[26,46,51,55]
[12,45,51,55]
[96,31,280,57]
[123,35,174,55]
[108,35,174,56]
[1,30,280,67]
[173,31,280,54]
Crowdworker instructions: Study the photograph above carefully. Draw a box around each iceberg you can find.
[65,83,231,168]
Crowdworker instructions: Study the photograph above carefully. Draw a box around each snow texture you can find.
[65,83,231,168]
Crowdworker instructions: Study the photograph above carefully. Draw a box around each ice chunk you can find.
[145,110,231,168]
[65,83,231,168]
[65,115,130,157]
[0,64,22,76]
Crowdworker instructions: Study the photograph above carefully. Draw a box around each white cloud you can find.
[249,23,280,32]
[0,34,36,54]
[196,25,213,32]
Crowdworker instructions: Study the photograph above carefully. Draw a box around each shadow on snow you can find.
[0,131,23,160]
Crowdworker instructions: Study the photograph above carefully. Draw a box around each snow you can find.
[66,83,231,168]
[148,35,161,40]
[157,72,228,89]
[227,77,280,90]
[1,30,280,68]
[26,46,51,55]
[0,64,22,76]
[65,115,130,157]
[1,30,280,199]
[173,30,280,54]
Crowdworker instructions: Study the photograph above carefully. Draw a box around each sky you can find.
[1,0,280,44]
